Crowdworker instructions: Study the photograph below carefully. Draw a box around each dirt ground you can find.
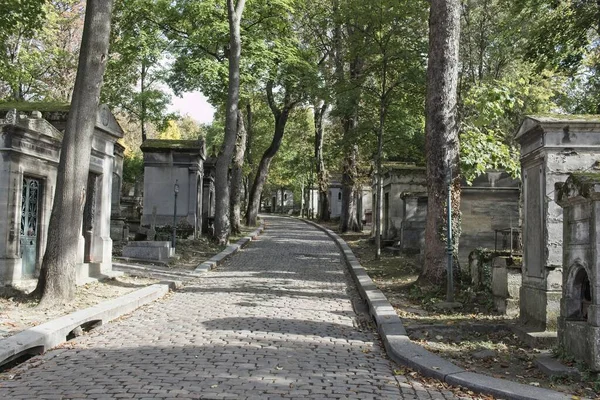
[323,222,600,399]
[0,275,158,340]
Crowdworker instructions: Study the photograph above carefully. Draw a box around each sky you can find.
[168,91,215,124]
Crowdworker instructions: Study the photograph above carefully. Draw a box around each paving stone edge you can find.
[193,222,265,273]
[0,281,179,368]
[303,219,571,400]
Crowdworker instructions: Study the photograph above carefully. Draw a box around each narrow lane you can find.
[0,216,458,399]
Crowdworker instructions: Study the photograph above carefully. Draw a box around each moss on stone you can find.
[529,113,600,122]
[0,101,71,112]
[141,139,203,151]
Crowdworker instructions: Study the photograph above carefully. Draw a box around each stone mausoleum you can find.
[0,104,123,286]
[140,139,214,238]
[516,115,600,332]
[557,173,600,371]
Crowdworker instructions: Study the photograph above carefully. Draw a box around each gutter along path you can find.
[1,216,481,399]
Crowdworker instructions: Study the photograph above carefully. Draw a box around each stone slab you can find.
[511,324,558,347]
[122,241,172,261]
[534,355,580,378]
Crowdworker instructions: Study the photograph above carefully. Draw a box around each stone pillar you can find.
[557,173,600,371]
[515,116,600,331]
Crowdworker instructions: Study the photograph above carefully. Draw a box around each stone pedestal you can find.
[491,256,522,317]
[515,116,600,331]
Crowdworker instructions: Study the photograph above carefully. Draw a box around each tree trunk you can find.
[375,105,385,260]
[246,83,295,226]
[244,103,254,212]
[33,0,114,306]
[338,46,363,233]
[314,101,330,221]
[213,0,246,244]
[340,145,359,232]
[421,0,462,285]
[229,109,247,235]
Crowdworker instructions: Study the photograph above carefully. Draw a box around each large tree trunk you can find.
[244,103,254,211]
[246,83,295,226]
[375,104,385,260]
[213,0,246,244]
[33,0,114,306]
[421,0,461,284]
[229,109,247,235]
[314,101,330,221]
[338,39,363,233]
[340,145,359,232]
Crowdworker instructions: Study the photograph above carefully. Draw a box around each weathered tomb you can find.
[398,191,428,253]
[0,104,123,285]
[459,171,521,267]
[515,115,600,331]
[557,173,600,370]
[378,164,520,267]
[202,157,215,234]
[140,138,208,239]
[380,163,427,242]
[110,142,126,242]
[328,177,343,218]
[270,189,295,213]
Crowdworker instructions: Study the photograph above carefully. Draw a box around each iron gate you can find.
[20,177,41,277]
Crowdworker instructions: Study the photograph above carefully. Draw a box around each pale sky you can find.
[168,91,215,124]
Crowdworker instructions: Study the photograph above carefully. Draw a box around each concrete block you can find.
[384,335,464,381]
[445,371,571,400]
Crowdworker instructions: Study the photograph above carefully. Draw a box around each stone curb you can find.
[0,281,179,368]
[304,219,571,400]
[193,222,265,273]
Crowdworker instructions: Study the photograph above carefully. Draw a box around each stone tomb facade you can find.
[140,139,209,238]
[0,105,123,285]
[515,115,600,331]
[557,173,600,371]
[380,163,427,242]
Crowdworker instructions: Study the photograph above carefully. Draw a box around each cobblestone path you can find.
[0,216,461,399]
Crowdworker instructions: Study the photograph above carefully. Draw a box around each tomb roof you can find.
[516,114,600,141]
[382,161,426,170]
[0,102,123,139]
[141,138,206,152]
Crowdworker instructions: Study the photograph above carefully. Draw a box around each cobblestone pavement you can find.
[0,216,465,399]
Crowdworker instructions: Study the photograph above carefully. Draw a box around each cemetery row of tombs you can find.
[1,104,600,370]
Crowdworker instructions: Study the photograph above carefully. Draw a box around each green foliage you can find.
[102,0,173,133]
[122,153,144,184]
[0,1,84,101]
[460,65,560,183]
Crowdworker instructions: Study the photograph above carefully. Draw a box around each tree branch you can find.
[266,80,280,116]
